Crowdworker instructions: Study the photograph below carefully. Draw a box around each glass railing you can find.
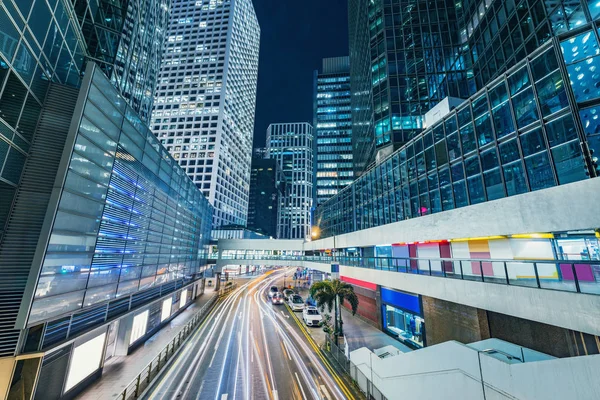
[220,254,600,295]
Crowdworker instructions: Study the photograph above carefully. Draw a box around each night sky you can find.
[251,0,349,148]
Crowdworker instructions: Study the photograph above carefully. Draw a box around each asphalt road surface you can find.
[144,269,357,400]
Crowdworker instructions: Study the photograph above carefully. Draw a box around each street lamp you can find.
[311,226,320,239]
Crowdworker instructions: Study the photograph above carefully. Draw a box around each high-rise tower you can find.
[314,56,354,206]
[152,0,260,228]
[266,123,314,240]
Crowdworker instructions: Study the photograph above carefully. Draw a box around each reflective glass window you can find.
[0,72,27,127]
[560,31,599,65]
[531,49,560,81]
[566,56,600,102]
[503,161,529,195]
[435,141,448,166]
[525,152,556,190]
[512,88,539,128]
[475,113,494,147]
[508,67,531,95]
[447,132,461,160]
[535,71,568,116]
[0,9,21,63]
[588,0,600,20]
[460,123,476,154]
[546,115,579,147]
[489,82,515,139]
[551,141,587,184]
[579,105,600,170]
[499,139,521,164]
[2,146,25,183]
[440,184,454,210]
[520,128,546,156]
[28,0,51,46]
[453,180,468,207]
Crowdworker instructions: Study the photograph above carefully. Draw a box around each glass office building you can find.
[316,33,599,237]
[267,123,314,239]
[152,0,260,228]
[0,1,212,397]
[314,56,354,206]
[348,0,474,175]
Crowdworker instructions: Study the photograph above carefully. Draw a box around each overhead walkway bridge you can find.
[215,238,600,339]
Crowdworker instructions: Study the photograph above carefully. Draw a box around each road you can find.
[144,269,357,400]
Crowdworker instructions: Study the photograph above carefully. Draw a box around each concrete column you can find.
[113,313,134,356]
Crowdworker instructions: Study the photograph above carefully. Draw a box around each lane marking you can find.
[280,310,289,319]
[320,384,331,400]
[279,340,291,361]
[286,303,354,399]
[220,395,228,400]
[273,390,279,400]
[295,372,308,400]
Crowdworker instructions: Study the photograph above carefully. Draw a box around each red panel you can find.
[340,276,377,291]
[343,294,378,324]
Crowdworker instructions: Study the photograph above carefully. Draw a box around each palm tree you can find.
[309,279,359,345]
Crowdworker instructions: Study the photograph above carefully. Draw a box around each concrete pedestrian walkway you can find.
[77,291,218,400]
[340,308,412,353]
[293,285,411,354]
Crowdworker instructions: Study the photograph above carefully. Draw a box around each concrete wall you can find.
[350,341,600,400]
[340,265,600,336]
[422,296,490,345]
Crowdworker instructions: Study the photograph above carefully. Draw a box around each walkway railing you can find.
[220,254,600,295]
[119,284,236,400]
[324,336,388,400]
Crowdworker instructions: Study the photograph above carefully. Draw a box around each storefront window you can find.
[384,305,425,348]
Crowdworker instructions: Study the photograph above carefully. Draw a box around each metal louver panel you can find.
[0,84,79,357]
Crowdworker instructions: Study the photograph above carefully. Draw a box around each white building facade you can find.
[266,123,314,239]
[152,0,260,227]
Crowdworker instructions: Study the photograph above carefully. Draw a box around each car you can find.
[268,286,279,299]
[271,293,284,305]
[283,288,295,301]
[288,294,305,312]
[302,306,323,327]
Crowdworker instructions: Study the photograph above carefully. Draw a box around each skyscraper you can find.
[348,0,474,174]
[247,157,284,238]
[152,0,260,228]
[314,56,354,206]
[266,123,314,239]
[0,1,212,398]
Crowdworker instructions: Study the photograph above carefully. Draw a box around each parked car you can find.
[283,288,295,301]
[271,293,284,305]
[268,286,279,299]
[302,306,323,327]
[288,294,305,312]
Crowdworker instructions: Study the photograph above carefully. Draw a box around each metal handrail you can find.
[118,284,237,400]
[219,254,600,295]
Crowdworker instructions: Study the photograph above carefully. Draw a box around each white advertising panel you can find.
[65,332,106,392]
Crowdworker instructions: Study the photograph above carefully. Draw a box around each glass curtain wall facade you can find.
[0,0,172,358]
[315,36,597,237]
[267,123,314,240]
[348,0,376,175]
[28,65,212,327]
[151,0,260,228]
[247,157,283,238]
[348,0,474,175]
[314,56,354,206]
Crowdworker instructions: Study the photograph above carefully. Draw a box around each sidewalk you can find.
[77,291,218,400]
[340,308,412,353]
[294,285,411,354]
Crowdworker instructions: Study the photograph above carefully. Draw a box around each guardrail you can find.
[220,254,600,295]
[119,284,236,400]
